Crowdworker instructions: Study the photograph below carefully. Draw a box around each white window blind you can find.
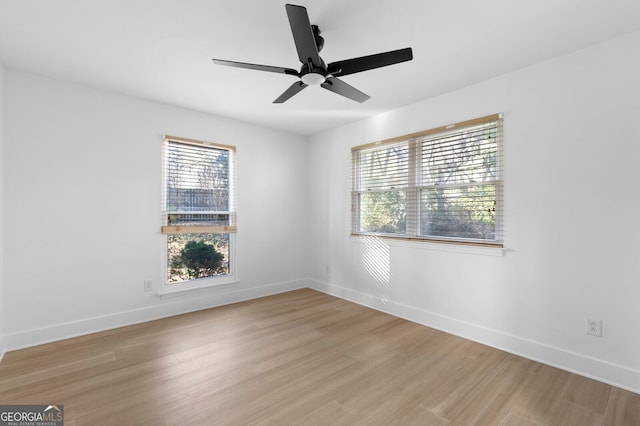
[352,114,503,246]
[352,142,409,235]
[161,136,236,234]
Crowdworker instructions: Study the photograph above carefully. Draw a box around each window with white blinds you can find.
[351,114,503,246]
[161,136,237,286]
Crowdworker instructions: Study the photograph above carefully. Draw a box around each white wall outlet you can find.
[585,317,603,337]
[143,280,153,292]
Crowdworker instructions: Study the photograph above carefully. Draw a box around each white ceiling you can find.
[1,0,640,136]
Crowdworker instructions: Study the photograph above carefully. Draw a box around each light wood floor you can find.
[1,289,638,425]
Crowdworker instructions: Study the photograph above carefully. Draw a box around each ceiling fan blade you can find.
[321,77,370,103]
[327,47,413,77]
[285,4,322,68]
[273,81,308,103]
[212,58,299,76]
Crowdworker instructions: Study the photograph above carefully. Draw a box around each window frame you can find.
[351,114,503,248]
[160,135,238,294]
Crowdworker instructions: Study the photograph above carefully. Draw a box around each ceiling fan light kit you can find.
[212,4,413,103]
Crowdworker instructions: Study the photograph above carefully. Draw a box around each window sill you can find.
[157,278,239,298]
[350,234,505,256]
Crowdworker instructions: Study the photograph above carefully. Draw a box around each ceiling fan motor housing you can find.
[300,55,327,85]
[312,25,324,52]
[299,25,326,85]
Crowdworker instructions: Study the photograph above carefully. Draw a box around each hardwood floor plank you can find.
[563,373,612,416]
[425,350,509,420]
[549,400,605,426]
[498,412,544,426]
[0,289,637,425]
[508,364,574,424]
[0,351,116,393]
[604,387,640,426]
[447,358,533,425]
[351,379,450,426]
[293,400,359,426]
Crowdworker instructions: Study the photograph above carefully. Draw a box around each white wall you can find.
[0,61,4,360]
[3,70,309,349]
[308,30,640,393]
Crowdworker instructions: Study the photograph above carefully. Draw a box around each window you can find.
[161,136,237,290]
[351,114,503,246]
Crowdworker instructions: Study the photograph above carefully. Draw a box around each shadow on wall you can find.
[359,235,391,305]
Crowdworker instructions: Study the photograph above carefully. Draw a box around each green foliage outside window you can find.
[359,190,406,234]
[168,234,229,282]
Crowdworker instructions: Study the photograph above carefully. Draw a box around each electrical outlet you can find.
[143,280,153,292]
[585,317,602,337]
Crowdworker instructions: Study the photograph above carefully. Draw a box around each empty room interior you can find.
[1,0,640,424]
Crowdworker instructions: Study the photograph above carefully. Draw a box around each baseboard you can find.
[3,278,309,352]
[0,337,5,363]
[308,279,640,395]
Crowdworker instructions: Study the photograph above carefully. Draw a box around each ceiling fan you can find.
[212,4,413,104]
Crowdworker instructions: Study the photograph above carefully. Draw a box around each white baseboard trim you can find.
[4,278,309,353]
[308,279,640,395]
[0,337,5,363]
